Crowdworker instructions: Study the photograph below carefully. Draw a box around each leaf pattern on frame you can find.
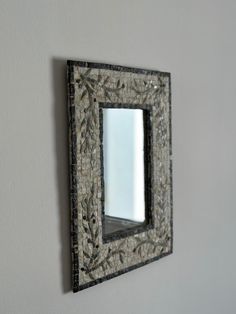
[80,184,126,278]
[68,61,172,290]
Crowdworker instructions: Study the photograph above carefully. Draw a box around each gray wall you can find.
[0,1,236,313]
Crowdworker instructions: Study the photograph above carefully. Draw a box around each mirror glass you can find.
[102,108,146,236]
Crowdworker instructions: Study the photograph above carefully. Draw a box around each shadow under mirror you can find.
[100,106,152,239]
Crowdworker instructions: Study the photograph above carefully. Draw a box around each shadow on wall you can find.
[51,58,71,293]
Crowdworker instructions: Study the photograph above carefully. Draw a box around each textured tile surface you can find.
[67,61,173,292]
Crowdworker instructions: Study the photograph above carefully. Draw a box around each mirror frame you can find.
[67,60,173,292]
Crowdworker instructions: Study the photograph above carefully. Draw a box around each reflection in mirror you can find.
[102,108,147,236]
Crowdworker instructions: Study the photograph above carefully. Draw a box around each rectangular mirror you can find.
[102,108,146,236]
[67,60,173,292]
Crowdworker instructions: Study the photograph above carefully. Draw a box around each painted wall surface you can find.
[0,1,235,313]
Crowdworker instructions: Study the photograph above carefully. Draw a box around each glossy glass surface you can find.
[103,108,145,234]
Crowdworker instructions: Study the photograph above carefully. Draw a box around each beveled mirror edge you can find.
[67,60,173,292]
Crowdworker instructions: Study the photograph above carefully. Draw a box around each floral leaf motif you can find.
[80,89,87,100]
[134,79,138,88]
[77,72,126,153]
[116,79,120,88]
[103,76,110,85]
[119,253,124,264]
[104,89,112,101]
[102,77,124,101]
[79,96,97,154]
[131,76,167,105]
[94,227,99,239]
[97,72,102,83]
[155,104,168,148]
[83,251,90,259]
[80,181,127,279]
[88,273,95,280]
[82,68,92,79]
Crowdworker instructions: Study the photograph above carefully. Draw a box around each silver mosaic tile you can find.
[67,60,173,292]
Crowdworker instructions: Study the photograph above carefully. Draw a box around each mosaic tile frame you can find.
[67,60,173,292]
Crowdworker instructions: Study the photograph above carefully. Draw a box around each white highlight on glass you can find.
[103,108,145,222]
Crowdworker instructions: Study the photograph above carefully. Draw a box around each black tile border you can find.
[67,62,80,292]
[67,60,170,77]
[67,60,173,292]
[168,74,174,255]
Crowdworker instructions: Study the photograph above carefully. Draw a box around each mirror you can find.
[67,60,172,292]
[101,108,148,236]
